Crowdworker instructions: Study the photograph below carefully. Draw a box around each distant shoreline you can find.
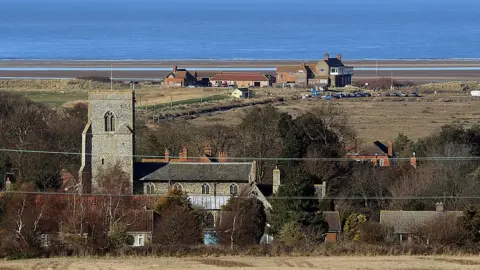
[0,59,478,83]
[1,59,480,68]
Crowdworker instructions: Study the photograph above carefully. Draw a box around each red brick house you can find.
[164,66,197,87]
[276,53,353,87]
[211,72,270,88]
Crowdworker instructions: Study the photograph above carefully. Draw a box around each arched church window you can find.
[104,111,116,132]
[173,183,183,192]
[202,183,210,194]
[229,183,238,195]
[146,183,155,195]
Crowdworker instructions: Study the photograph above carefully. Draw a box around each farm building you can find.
[276,53,354,87]
[164,66,197,87]
[211,72,270,88]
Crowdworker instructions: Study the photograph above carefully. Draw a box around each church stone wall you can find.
[89,91,135,192]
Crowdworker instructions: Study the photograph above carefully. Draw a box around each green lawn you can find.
[19,91,88,107]
[138,94,229,110]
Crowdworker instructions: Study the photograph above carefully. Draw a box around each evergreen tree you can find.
[270,169,328,242]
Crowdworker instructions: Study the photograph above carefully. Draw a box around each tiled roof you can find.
[276,64,307,73]
[325,58,345,67]
[323,211,341,232]
[139,162,253,182]
[380,210,463,234]
[211,73,268,81]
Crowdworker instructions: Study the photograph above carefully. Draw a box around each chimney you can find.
[164,149,170,162]
[173,65,178,73]
[387,140,393,157]
[204,145,212,157]
[324,52,329,60]
[182,147,188,160]
[218,152,228,163]
[436,202,444,212]
[337,54,342,61]
[321,181,327,199]
[273,166,281,194]
[410,152,417,168]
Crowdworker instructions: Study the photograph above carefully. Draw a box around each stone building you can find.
[79,90,135,193]
[78,90,277,227]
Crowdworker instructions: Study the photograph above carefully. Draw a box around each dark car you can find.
[385,92,391,96]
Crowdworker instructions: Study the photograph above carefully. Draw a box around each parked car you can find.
[385,92,391,96]
[400,92,409,97]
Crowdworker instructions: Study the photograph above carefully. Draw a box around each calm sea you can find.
[1,0,479,60]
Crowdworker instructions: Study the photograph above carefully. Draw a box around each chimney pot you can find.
[173,65,178,73]
[164,149,170,162]
[436,202,444,212]
[337,54,342,61]
[324,52,329,60]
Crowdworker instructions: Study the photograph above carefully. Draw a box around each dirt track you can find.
[3,256,480,269]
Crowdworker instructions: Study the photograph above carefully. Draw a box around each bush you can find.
[358,222,394,244]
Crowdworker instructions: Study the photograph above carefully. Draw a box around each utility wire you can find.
[0,148,478,162]
[0,190,476,200]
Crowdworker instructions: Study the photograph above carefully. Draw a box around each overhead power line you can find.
[0,148,478,162]
[0,190,477,200]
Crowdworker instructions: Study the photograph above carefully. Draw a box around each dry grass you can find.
[3,256,480,269]
[189,96,480,143]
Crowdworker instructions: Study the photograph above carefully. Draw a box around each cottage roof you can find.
[380,210,463,234]
[324,58,345,67]
[139,162,253,182]
[211,73,268,81]
[323,211,341,232]
[276,64,308,73]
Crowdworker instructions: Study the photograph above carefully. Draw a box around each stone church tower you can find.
[79,90,135,193]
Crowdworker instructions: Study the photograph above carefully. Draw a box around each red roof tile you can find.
[211,73,268,81]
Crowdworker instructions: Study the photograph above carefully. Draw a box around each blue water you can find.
[1,0,480,60]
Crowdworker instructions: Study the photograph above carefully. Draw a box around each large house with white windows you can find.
[78,90,276,230]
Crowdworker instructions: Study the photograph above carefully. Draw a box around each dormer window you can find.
[104,111,115,132]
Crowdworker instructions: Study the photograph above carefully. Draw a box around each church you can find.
[78,90,277,225]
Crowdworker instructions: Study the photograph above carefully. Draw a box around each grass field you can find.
[2,256,480,269]
[16,91,88,107]
[5,80,480,143]
[190,96,480,144]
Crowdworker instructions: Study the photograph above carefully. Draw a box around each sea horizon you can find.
[2,0,480,60]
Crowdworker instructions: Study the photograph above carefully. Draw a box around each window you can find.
[146,183,155,194]
[202,183,210,194]
[101,158,105,165]
[229,183,238,195]
[138,234,144,246]
[379,159,385,167]
[204,212,215,228]
[104,111,116,132]
[173,183,183,191]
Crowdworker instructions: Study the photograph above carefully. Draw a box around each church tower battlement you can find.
[79,90,135,193]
